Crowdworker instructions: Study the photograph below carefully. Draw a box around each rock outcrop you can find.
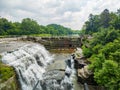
[0,62,21,90]
[74,48,97,85]
[46,59,66,82]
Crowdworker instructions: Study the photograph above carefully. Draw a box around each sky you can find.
[0,0,120,30]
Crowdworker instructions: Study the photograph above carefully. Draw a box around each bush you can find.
[82,45,92,58]
[94,60,120,89]
[0,62,14,82]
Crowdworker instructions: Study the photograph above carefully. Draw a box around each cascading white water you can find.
[40,55,75,90]
[1,44,53,90]
[1,43,76,90]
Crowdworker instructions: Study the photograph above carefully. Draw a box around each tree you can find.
[0,17,75,35]
[47,24,73,35]
[117,8,120,16]
[0,18,13,35]
[21,18,40,35]
[100,9,111,28]
[82,9,120,89]
[84,11,111,34]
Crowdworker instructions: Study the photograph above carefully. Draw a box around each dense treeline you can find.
[0,18,74,36]
[83,9,120,34]
[82,9,120,89]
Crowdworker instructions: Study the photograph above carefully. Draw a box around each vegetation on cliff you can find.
[0,55,20,90]
[82,9,120,89]
[0,56,14,82]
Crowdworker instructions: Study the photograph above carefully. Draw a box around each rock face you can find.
[0,63,21,90]
[74,48,97,85]
[0,76,21,90]
[47,59,66,71]
[0,57,20,90]
[45,59,66,83]
[77,66,91,79]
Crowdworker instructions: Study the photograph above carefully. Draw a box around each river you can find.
[0,39,84,90]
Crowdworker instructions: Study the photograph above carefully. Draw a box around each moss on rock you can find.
[0,56,21,90]
[0,62,14,82]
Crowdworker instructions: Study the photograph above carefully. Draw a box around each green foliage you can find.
[0,18,12,35]
[92,44,102,54]
[89,53,105,71]
[0,62,14,82]
[94,60,120,89]
[82,45,92,58]
[87,33,120,89]
[47,24,73,35]
[30,34,52,37]
[72,30,81,35]
[82,9,120,89]
[101,39,120,58]
[109,50,120,63]
[86,36,120,89]
[83,9,120,34]
[105,29,119,43]
[21,18,40,35]
[0,18,75,36]
[100,9,111,28]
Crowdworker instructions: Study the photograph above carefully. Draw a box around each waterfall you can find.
[1,44,76,90]
[1,44,53,90]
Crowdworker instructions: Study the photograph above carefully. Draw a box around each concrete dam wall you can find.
[21,36,82,49]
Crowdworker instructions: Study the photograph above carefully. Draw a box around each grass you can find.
[29,34,52,37]
[0,34,52,38]
[0,34,77,38]
[0,56,14,83]
[0,36,6,38]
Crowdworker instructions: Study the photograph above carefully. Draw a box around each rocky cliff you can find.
[74,48,96,85]
[74,48,106,90]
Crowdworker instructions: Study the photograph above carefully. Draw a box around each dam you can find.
[21,36,82,49]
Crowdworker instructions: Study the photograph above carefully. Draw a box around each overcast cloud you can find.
[0,0,120,30]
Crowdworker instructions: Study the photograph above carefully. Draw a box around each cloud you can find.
[0,0,120,30]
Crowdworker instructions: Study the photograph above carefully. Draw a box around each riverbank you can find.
[74,48,106,90]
